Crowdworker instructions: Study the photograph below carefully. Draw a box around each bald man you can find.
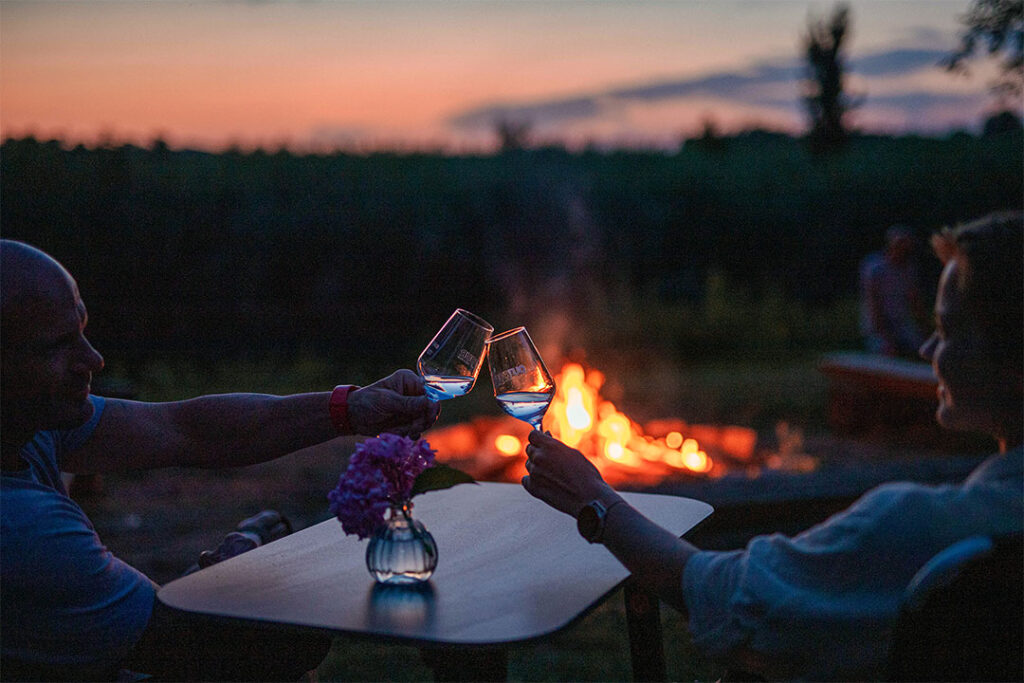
[0,240,441,680]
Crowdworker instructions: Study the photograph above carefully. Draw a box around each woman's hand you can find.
[522,429,621,517]
[523,430,695,613]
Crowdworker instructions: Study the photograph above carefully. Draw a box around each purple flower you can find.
[328,435,437,539]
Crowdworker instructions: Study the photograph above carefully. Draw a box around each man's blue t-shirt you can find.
[1,396,157,673]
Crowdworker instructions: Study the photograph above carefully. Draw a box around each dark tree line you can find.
[1,128,1020,366]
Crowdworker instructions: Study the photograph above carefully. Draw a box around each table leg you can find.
[420,645,508,682]
[624,579,667,682]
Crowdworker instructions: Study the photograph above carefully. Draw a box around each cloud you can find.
[608,60,801,101]
[446,46,985,136]
[447,59,803,130]
[862,91,984,109]
[848,49,949,76]
[448,96,606,130]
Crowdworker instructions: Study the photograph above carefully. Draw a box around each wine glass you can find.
[486,327,555,430]
[417,308,494,401]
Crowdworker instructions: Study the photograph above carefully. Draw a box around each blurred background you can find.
[2,2,1021,678]
[2,2,1020,411]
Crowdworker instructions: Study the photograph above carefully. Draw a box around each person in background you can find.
[522,211,1022,680]
[0,239,441,681]
[859,224,928,357]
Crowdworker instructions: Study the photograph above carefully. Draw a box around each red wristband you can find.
[329,385,357,435]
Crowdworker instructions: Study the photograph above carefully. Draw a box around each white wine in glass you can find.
[486,327,555,430]
[417,308,494,401]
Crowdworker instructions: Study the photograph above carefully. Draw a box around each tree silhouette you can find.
[495,117,532,153]
[983,108,1024,135]
[945,0,1024,101]
[802,4,857,153]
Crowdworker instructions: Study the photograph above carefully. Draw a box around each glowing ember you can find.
[494,434,522,456]
[679,439,713,473]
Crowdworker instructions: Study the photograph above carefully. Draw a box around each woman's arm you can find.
[522,430,698,611]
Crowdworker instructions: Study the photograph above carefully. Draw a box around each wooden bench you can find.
[818,351,941,443]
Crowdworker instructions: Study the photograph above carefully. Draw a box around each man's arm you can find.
[62,370,439,473]
[521,430,698,611]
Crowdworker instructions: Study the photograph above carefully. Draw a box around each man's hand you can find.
[522,430,621,517]
[348,369,441,438]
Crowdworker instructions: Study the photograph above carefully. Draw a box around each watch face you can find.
[577,502,601,542]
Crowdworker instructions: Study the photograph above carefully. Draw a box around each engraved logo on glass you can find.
[495,364,527,386]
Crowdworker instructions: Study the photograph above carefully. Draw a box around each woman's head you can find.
[919,211,1023,449]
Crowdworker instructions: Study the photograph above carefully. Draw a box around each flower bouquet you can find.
[328,433,474,584]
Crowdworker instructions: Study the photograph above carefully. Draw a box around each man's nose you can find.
[76,336,104,373]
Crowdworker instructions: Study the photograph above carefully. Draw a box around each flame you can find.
[566,387,592,430]
[492,361,753,483]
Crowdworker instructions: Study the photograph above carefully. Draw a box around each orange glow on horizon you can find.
[0,1,979,151]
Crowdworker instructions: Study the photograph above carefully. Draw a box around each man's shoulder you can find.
[17,395,106,479]
[1,476,88,531]
[1,476,113,589]
[860,252,885,276]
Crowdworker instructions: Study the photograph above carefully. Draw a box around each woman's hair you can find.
[940,211,1023,380]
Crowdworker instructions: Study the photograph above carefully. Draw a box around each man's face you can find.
[1,268,104,433]
[887,236,913,264]
[919,260,1008,437]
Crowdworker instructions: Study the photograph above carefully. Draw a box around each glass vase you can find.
[366,502,437,585]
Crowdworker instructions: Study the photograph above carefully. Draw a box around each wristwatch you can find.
[577,499,624,543]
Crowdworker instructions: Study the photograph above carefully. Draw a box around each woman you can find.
[522,211,1022,680]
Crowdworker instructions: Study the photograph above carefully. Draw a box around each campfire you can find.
[429,361,790,487]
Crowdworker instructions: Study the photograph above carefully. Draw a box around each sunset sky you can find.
[0,1,1005,152]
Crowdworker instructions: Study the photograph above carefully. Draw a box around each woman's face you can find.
[919,259,1009,438]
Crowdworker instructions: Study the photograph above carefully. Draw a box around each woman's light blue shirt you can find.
[683,447,1023,680]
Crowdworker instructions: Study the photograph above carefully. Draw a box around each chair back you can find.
[889,533,1023,682]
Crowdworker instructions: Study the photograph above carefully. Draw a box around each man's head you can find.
[1,240,104,451]
[919,211,1023,448]
[884,225,915,264]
